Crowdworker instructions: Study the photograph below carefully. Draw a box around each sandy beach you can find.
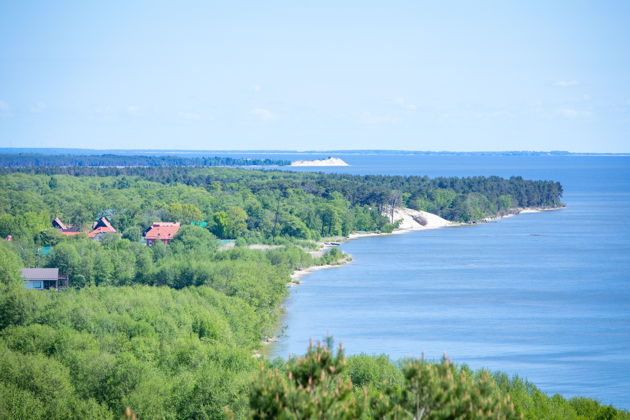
[481,206,565,222]
[348,207,460,241]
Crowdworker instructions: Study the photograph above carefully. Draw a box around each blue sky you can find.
[0,1,629,152]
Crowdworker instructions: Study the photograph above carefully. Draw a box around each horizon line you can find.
[1,147,629,156]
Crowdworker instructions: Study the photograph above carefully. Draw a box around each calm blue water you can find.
[250,154,630,408]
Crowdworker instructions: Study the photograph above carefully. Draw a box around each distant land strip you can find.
[0,153,291,168]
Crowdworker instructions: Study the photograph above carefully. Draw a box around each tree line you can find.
[0,167,563,242]
[0,153,290,167]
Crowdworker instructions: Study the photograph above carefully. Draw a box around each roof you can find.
[86,217,116,237]
[59,229,82,236]
[87,226,117,238]
[52,217,67,230]
[21,268,59,281]
[92,217,115,231]
[145,222,181,240]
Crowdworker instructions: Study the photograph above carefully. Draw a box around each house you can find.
[52,217,82,236]
[87,217,117,239]
[21,268,68,290]
[52,216,116,239]
[144,222,181,247]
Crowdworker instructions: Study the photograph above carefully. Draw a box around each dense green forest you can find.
[0,166,563,230]
[1,167,622,419]
[0,153,290,167]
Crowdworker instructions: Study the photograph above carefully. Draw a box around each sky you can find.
[0,1,629,152]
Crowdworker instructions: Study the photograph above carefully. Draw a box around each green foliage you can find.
[493,373,630,420]
[0,285,263,419]
[248,342,361,419]
[345,354,403,391]
[0,242,23,286]
[211,206,248,239]
[34,228,63,247]
[0,153,290,167]
[249,343,523,419]
[171,224,218,253]
[391,359,518,419]
[0,284,46,330]
[167,202,203,223]
[0,344,111,419]
[317,247,346,265]
[249,344,630,419]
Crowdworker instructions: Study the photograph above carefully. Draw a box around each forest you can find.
[0,153,290,168]
[0,166,563,229]
[1,166,625,419]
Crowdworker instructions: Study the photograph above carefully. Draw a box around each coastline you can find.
[289,259,352,283]
[260,205,564,353]
[480,205,565,223]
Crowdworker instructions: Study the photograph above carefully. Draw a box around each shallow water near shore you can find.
[256,154,630,409]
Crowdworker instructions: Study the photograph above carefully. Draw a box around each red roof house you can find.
[52,216,116,238]
[144,222,181,247]
[87,217,117,239]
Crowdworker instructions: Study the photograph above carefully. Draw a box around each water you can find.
[258,154,630,409]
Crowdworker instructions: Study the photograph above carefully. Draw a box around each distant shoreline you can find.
[2,148,629,157]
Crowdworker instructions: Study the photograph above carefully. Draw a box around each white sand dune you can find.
[348,207,455,240]
[387,207,454,232]
[291,157,349,167]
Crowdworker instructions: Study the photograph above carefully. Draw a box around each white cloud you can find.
[0,100,9,111]
[252,107,278,121]
[178,111,202,120]
[554,80,580,87]
[393,97,417,111]
[30,102,47,113]
[254,85,262,92]
[556,107,592,118]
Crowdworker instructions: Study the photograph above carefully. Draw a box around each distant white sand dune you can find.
[291,157,349,166]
